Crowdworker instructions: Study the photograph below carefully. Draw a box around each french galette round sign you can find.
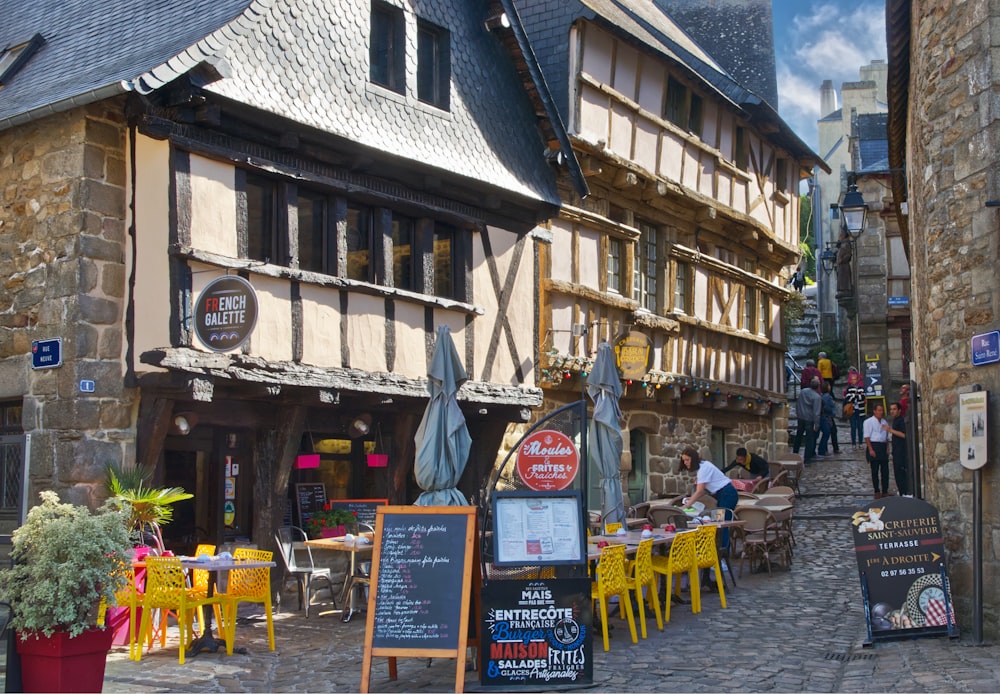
[516,430,580,491]
[194,275,259,352]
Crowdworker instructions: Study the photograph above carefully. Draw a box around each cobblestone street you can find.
[95,449,1000,692]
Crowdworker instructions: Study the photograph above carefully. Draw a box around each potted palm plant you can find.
[0,491,132,693]
[105,462,193,553]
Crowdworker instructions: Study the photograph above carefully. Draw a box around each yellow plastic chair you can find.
[693,525,727,612]
[651,530,698,623]
[97,562,144,661]
[190,543,216,636]
[215,548,275,654]
[603,522,623,535]
[590,544,637,652]
[136,555,224,665]
[625,538,663,638]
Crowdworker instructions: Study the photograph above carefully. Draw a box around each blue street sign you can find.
[79,380,96,393]
[972,330,1000,366]
[31,338,63,370]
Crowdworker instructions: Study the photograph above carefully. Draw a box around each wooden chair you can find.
[769,470,790,488]
[651,530,698,623]
[216,548,275,654]
[748,477,770,494]
[733,507,787,577]
[647,506,686,527]
[692,525,727,612]
[590,544,638,651]
[136,556,225,665]
[625,538,663,638]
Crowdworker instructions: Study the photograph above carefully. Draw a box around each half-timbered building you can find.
[0,0,570,552]
[510,0,828,502]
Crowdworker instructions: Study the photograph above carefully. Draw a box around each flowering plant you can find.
[0,491,132,638]
[306,504,357,538]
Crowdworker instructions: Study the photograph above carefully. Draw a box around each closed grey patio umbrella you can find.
[413,325,472,506]
[587,341,626,529]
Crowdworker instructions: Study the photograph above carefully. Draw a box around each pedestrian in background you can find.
[817,351,835,389]
[817,381,841,456]
[799,359,822,390]
[898,383,911,417]
[844,368,866,449]
[795,377,823,464]
[864,403,891,498]
[888,402,909,496]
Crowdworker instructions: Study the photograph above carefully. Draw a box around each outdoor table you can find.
[305,536,374,622]
[133,556,276,656]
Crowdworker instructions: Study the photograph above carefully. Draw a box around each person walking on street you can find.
[844,369,866,449]
[800,359,822,391]
[817,352,835,389]
[818,382,841,456]
[864,403,891,498]
[795,378,823,464]
[888,402,909,496]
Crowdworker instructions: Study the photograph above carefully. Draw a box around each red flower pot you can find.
[17,627,114,693]
[320,525,347,538]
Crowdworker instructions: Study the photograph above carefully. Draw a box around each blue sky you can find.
[771,0,888,151]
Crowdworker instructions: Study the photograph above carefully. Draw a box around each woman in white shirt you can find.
[679,447,738,514]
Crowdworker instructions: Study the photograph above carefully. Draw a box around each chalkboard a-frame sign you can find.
[360,506,476,694]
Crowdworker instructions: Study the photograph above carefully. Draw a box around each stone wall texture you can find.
[908,0,1000,638]
[0,99,136,506]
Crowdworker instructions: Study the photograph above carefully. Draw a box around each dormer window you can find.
[0,33,44,87]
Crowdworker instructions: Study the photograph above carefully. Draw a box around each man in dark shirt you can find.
[723,447,770,481]
[888,402,909,496]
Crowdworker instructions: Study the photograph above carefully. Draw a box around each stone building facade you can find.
[0,100,134,509]
[887,0,1000,638]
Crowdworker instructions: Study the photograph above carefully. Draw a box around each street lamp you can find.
[820,243,838,275]
[839,172,869,374]
[840,174,868,239]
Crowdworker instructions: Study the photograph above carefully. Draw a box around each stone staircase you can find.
[786,286,822,432]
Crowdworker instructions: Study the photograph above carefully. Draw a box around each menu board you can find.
[361,506,476,693]
[325,498,388,528]
[481,578,592,687]
[295,483,327,528]
[851,496,958,641]
[492,491,586,566]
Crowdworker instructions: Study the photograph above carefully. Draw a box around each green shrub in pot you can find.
[1,491,132,638]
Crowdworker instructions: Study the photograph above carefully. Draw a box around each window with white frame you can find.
[758,292,769,335]
[633,222,658,312]
[673,262,690,314]
[743,286,755,331]
[607,238,622,293]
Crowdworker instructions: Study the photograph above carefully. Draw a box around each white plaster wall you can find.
[131,134,171,360]
[577,227,601,285]
[393,303,427,377]
[248,276,292,361]
[345,294,388,373]
[189,154,237,257]
[549,219,575,283]
[300,284,342,368]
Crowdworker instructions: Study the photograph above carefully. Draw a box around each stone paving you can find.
[97,448,1000,693]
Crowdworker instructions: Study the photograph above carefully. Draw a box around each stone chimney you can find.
[820,79,837,119]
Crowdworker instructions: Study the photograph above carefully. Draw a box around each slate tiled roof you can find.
[653,0,779,110]
[208,0,559,205]
[0,0,267,129]
[0,0,561,207]
[856,113,889,173]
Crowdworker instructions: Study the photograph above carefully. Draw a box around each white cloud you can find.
[773,1,887,148]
